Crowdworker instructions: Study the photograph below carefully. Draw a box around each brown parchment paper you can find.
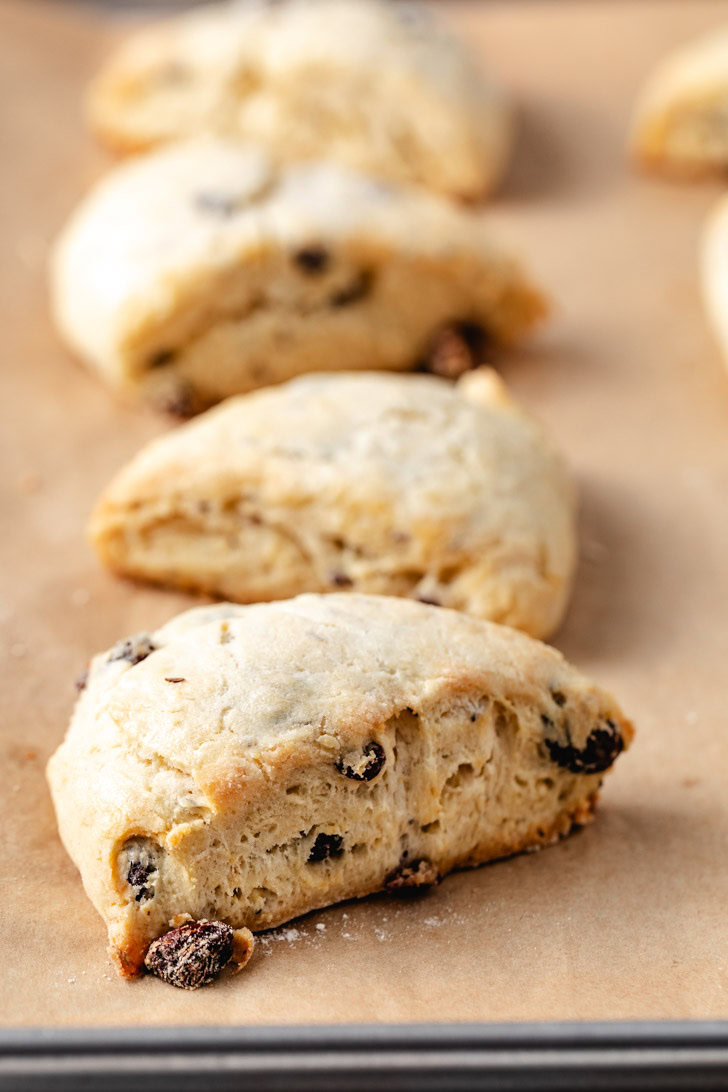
[2,0,728,1028]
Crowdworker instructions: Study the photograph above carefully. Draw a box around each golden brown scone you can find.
[631,24,728,177]
[50,138,545,414]
[47,595,633,979]
[89,370,576,640]
[87,0,513,200]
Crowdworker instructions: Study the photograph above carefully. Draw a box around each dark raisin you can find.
[157,383,199,418]
[293,246,330,274]
[330,270,373,307]
[107,634,156,666]
[337,741,386,782]
[74,668,89,692]
[144,920,234,990]
[385,858,440,891]
[419,321,488,379]
[329,571,353,587]
[195,191,244,218]
[416,595,441,607]
[164,677,186,683]
[127,860,155,902]
[551,690,567,707]
[545,718,624,774]
[308,832,344,862]
[148,349,176,369]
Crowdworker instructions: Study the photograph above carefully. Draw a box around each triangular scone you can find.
[89,370,575,639]
[631,24,728,177]
[50,139,545,414]
[87,0,513,200]
[47,595,633,979]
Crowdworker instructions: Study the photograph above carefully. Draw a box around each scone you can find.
[87,0,513,200]
[701,194,728,367]
[47,595,633,979]
[89,369,575,640]
[50,139,545,414]
[631,24,728,177]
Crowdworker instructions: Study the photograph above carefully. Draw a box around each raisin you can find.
[157,383,199,418]
[420,321,487,379]
[337,742,386,782]
[148,349,176,369]
[330,270,373,307]
[385,858,440,891]
[144,920,234,990]
[74,668,89,692]
[293,246,330,274]
[127,859,155,903]
[329,571,353,587]
[164,677,186,683]
[107,634,156,666]
[551,690,567,707]
[195,191,243,218]
[308,833,344,862]
[544,717,624,774]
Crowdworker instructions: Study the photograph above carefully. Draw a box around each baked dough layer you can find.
[50,138,545,413]
[89,369,576,639]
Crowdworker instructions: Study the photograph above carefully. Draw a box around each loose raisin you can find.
[544,718,624,774]
[293,246,330,274]
[144,920,234,990]
[107,634,156,666]
[308,833,344,862]
[385,858,440,891]
[337,742,386,782]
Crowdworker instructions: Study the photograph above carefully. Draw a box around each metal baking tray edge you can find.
[1,1021,728,1091]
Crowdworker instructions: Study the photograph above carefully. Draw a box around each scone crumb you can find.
[231,926,255,973]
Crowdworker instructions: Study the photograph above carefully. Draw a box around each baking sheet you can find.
[2,0,728,1028]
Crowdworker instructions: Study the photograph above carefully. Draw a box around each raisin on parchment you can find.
[144,920,234,990]
[542,716,624,774]
[336,741,386,782]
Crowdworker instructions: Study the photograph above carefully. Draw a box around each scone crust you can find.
[47,595,633,977]
[87,0,513,200]
[89,370,576,639]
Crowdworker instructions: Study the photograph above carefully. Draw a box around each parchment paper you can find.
[2,0,728,1027]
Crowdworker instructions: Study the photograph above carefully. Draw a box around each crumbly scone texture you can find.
[50,138,545,414]
[701,194,728,368]
[89,369,576,639]
[87,0,513,200]
[630,23,728,176]
[46,594,633,978]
